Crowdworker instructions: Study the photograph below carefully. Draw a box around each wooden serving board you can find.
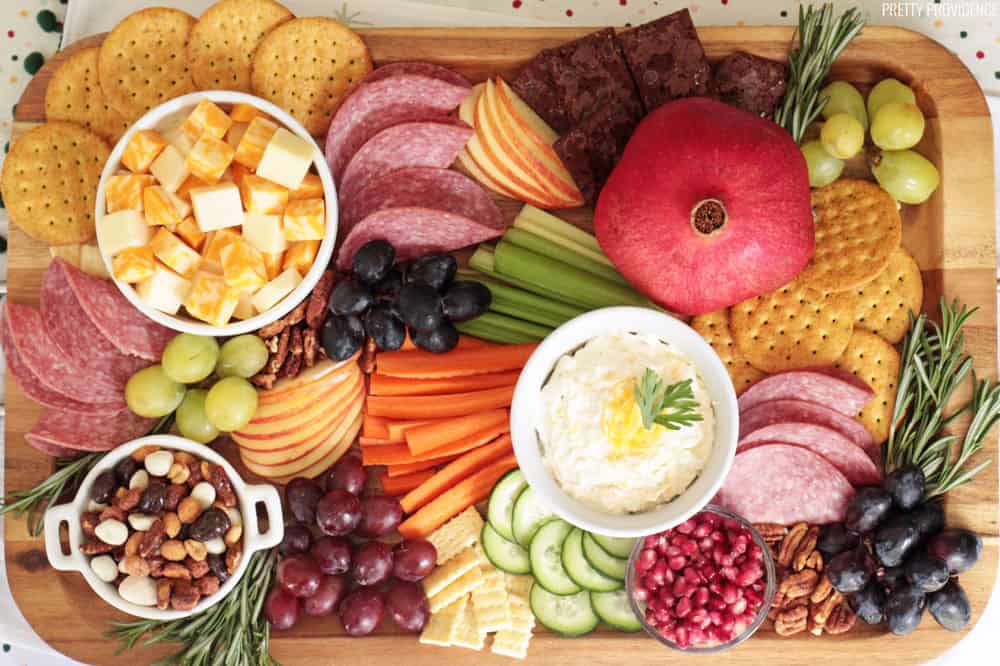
[4,25,998,665]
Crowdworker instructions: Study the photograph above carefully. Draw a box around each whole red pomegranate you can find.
[594,97,813,316]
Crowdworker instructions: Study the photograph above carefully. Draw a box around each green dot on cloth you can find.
[4,141,8,153]
[960,30,968,38]
[24,52,44,75]
[37,9,58,32]
[10,54,17,61]
[2,644,9,653]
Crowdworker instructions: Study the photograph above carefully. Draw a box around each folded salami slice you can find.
[339,120,473,211]
[29,407,156,452]
[325,75,472,182]
[714,444,855,525]
[25,433,80,458]
[739,399,877,460]
[737,369,874,418]
[737,422,881,486]
[361,61,471,89]
[60,258,174,361]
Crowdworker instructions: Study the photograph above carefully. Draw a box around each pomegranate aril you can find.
[735,562,763,586]
[721,611,736,633]
[672,577,689,597]
[657,588,675,607]
[668,555,686,571]
[722,583,741,604]
[709,610,722,626]
[675,625,690,648]
[637,548,657,572]
[663,567,675,585]
[709,596,727,611]
[710,529,725,543]
[675,597,692,618]
[698,536,714,552]
[720,565,738,581]
[632,586,650,603]
[689,625,707,644]
[650,560,668,585]
[749,543,764,561]
[690,608,709,626]
[642,573,661,592]
[675,520,695,535]
[665,545,683,557]
[744,588,763,608]
[683,567,702,585]
[692,523,711,538]
[729,597,747,616]
[644,535,660,549]
[693,586,709,607]
[751,580,765,593]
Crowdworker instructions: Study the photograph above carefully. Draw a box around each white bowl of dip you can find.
[509,307,738,538]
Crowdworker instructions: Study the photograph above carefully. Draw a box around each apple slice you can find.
[237,371,362,438]
[271,412,362,483]
[250,365,360,424]
[456,86,518,199]
[258,355,359,405]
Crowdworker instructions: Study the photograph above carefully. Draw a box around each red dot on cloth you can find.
[6,31,13,38]
[512,0,521,7]
[977,50,985,59]
[566,9,574,17]
[721,0,729,5]
[620,0,628,6]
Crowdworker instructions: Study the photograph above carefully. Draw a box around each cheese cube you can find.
[201,227,242,273]
[176,175,208,204]
[226,122,248,150]
[252,267,302,313]
[283,198,325,241]
[289,173,324,200]
[136,262,192,315]
[176,216,206,251]
[121,130,167,173]
[262,250,283,279]
[190,183,244,232]
[185,271,240,327]
[233,290,256,319]
[163,123,197,157]
[220,238,268,293]
[112,246,156,283]
[106,174,156,213]
[150,227,202,279]
[240,174,289,215]
[282,240,320,275]
[79,244,110,279]
[150,145,190,193]
[185,134,236,184]
[243,213,288,255]
[255,128,313,190]
[182,99,233,141]
[233,117,278,170]
[143,185,192,227]
[230,161,252,188]
[230,103,269,123]
[50,244,82,267]
[97,210,151,257]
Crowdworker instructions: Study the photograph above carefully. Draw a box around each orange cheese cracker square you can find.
[262,251,284,279]
[185,271,240,327]
[201,227,242,273]
[289,173,324,200]
[220,238,268,293]
[150,227,202,279]
[106,174,156,213]
[143,185,192,227]
[182,99,233,141]
[240,174,289,215]
[112,245,156,283]
[230,103,270,123]
[234,116,278,170]
[282,240,320,275]
[185,134,236,184]
[176,216,206,251]
[283,198,325,242]
[121,129,167,173]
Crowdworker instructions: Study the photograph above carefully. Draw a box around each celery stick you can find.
[456,319,542,344]
[517,205,604,255]
[468,247,590,309]
[466,311,552,340]
[491,297,568,329]
[513,214,613,268]
[466,272,586,322]
[504,227,629,286]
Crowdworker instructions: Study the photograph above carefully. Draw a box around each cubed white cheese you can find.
[163,123,197,157]
[254,128,313,191]
[136,262,192,315]
[149,144,190,193]
[96,210,151,257]
[242,213,287,255]
[233,291,256,320]
[189,183,244,232]
[252,267,302,313]
[80,244,111,279]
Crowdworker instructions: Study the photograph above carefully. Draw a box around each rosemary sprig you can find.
[774,3,865,142]
[634,369,704,431]
[107,549,279,666]
[0,452,106,536]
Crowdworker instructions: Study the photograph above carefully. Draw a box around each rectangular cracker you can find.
[450,596,486,651]
[505,574,534,600]
[419,595,468,647]
[429,567,485,613]
[423,547,479,599]
[491,629,533,660]
[427,506,484,564]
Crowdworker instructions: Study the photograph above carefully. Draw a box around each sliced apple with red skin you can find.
[236,371,362,439]
[270,413,362,483]
[456,85,519,200]
[248,365,360,425]
[257,354,359,405]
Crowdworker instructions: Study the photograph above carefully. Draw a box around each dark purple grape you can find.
[928,579,971,631]
[849,582,887,625]
[880,565,907,590]
[398,282,444,332]
[886,583,926,636]
[351,541,393,586]
[927,528,982,574]
[277,554,322,598]
[302,575,348,617]
[265,587,300,630]
[909,501,945,541]
[278,523,313,556]
[339,588,385,636]
[328,278,374,316]
[904,551,950,593]
[442,281,492,322]
[321,314,365,361]
[816,523,859,558]
[385,581,430,632]
[286,477,323,524]
[845,487,893,534]
[356,495,403,538]
[311,535,352,575]
[406,254,457,292]
[412,320,459,353]
[316,489,361,536]
[883,464,925,511]
[373,269,403,300]
[826,545,874,594]
[353,240,396,285]
[874,520,920,567]
[326,456,366,496]
[392,539,437,582]
[364,303,407,351]
[90,470,117,504]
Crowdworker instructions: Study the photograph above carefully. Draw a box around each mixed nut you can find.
[80,445,244,611]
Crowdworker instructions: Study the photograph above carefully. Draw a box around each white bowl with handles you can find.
[43,435,284,620]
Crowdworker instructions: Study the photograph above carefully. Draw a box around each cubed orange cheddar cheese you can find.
[233,116,278,169]
[230,103,269,123]
[150,145,190,193]
[240,174,288,215]
[176,175,208,204]
[201,227,242,273]
[283,198,325,241]
[256,128,313,190]
[185,134,236,184]
[226,122,248,149]
[112,246,156,283]
[230,161,251,188]
[121,130,167,173]
[150,227,202,279]
[289,173,324,200]
[233,290,256,319]
[185,271,240,327]
[182,99,233,141]
[106,174,156,213]
[220,238,268,293]
[243,213,287,255]
[163,123,197,157]
[262,251,284,279]
[143,185,192,227]
[190,182,244,232]
[136,261,191,315]
[176,216,206,251]
[282,240,320,275]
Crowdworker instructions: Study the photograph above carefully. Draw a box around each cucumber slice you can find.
[561,528,622,592]
[481,523,531,574]
[529,583,599,637]
[589,534,638,559]
[529,520,580,595]
[486,469,527,542]
[590,589,642,632]
[582,532,627,581]
[511,486,556,547]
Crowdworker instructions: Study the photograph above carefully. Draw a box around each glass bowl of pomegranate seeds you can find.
[626,505,776,651]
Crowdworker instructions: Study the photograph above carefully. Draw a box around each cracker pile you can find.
[420,507,536,659]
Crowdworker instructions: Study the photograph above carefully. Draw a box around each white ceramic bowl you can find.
[43,435,284,620]
[509,307,739,538]
[94,90,337,337]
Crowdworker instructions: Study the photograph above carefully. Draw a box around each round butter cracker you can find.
[0,122,109,245]
[834,329,900,445]
[799,178,902,293]
[45,47,130,143]
[850,246,923,344]
[187,0,294,92]
[250,17,372,135]
[98,8,197,121]
[691,309,766,395]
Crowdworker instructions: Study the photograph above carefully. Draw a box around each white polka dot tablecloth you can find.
[1,1,999,665]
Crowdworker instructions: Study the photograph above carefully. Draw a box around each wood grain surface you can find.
[4,25,998,665]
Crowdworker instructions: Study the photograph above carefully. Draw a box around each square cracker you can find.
[429,567,485,613]
[450,596,486,651]
[419,595,468,647]
[427,506,484,564]
[423,547,479,599]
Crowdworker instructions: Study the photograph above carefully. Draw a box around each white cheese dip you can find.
[537,331,715,515]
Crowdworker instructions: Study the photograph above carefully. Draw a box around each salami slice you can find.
[29,407,156,452]
[341,167,504,236]
[714,444,855,525]
[737,369,874,417]
[25,433,80,458]
[60,258,174,361]
[737,423,881,486]
[362,62,471,89]
[338,120,474,210]
[739,399,878,462]
[41,260,150,391]
[325,75,472,182]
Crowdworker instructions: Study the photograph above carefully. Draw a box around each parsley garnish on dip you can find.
[537,332,715,515]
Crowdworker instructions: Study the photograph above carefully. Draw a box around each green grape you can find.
[820,81,868,129]
[216,334,270,378]
[204,377,259,432]
[161,334,220,384]
[871,149,940,204]
[801,140,845,188]
[175,389,220,444]
[820,113,865,159]
[125,365,186,418]
[870,102,925,150]
[867,78,916,120]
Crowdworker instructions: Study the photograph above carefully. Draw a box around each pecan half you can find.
[139,519,166,558]
[779,569,819,602]
[793,527,820,571]
[257,319,288,339]
[810,575,834,604]
[302,327,319,368]
[778,523,809,568]
[156,578,173,610]
[754,523,787,545]
[99,505,126,523]
[209,465,237,508]
[162,562,192,580]
[306,270,335,329]
[251,373,278,390]
[810,589,844,627]
[279,333,302,378]
[196,575,221,596]
[774,603,809,636]
[824,602,857,635]
[80,511,100,537]
[80,539,116,555]
[286,301,307,327]
[265,327,291,374]
[170,581,200,611]
[187,557,210,579]
[803,550,823,572]
[114,487,142,512]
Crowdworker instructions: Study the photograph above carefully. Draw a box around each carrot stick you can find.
[398,451,518,538]
[359,436,403,447]
[401,333,488,351]
[362,414,390,439]
[405,409,509,456]
[369,370,521,397]
[386,454,460,477]
[386,419,437,442]
[361,443,416,466]
[380,470,435,496]
[400,434,514,514]
[366,385,515,420]
[420,421,510,459]
[375,343,537,379]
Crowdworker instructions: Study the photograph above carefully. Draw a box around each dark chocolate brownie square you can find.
[510,52,572,134]
[554,103,638,205]
[713,51,788,118]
